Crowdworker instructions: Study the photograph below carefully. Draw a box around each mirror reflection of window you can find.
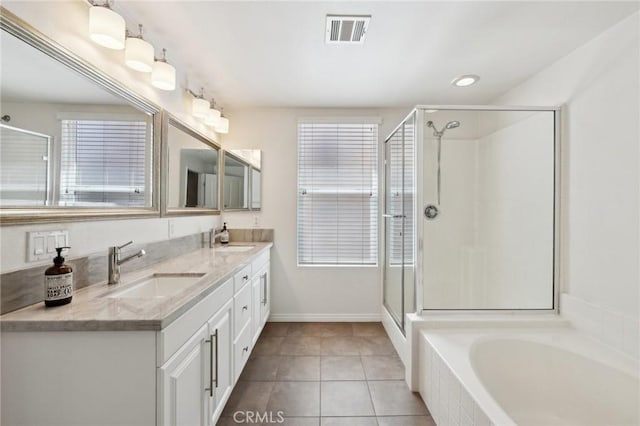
[59,118,150,207]
[0,124,51,206]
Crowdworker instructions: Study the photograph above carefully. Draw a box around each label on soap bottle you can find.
[45,272,73,301]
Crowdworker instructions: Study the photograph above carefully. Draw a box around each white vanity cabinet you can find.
[1,246,272,426]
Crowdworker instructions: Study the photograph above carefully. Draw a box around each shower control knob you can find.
[424,204,439,220]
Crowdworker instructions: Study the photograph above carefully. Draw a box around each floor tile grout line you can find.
[365,378,379,420]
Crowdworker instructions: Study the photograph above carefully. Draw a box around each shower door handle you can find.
[382,214,405,218]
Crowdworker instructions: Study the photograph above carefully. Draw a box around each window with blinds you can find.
[59,119,148,207]
[297,121,378,266]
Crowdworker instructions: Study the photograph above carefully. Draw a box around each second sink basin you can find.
[107,273,206,299]
[214,245,255,253]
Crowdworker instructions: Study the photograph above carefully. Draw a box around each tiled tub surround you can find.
[418,324,640,426]
[0,228,274,315]
[561,293,640,360]
[1,242,272,331]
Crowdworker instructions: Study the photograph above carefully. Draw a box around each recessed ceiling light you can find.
[451,75,480,87]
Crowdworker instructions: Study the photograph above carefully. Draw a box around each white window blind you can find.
[297,121,378,265]
[60,119,148,207]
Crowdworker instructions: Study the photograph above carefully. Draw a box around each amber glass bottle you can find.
[44,247,73,307]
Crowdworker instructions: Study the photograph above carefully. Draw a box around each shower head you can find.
[427,120,460,137]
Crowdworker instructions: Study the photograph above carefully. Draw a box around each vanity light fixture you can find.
[204,99,221,126]
[451,74,480,87]
[188,88,210,118]
[125,25,154,72]
[151,49,176,91]
[215,108,229,134]
[88,1,126,50]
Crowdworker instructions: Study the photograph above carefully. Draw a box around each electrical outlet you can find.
[27,230,69,262]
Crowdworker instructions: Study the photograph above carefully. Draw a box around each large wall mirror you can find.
[223,150,261,211]
[0,8,160,224]
[161,113,220,216]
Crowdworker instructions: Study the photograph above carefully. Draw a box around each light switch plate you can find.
[27,230,69,262]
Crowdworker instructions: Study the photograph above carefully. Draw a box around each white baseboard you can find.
[268,313,382,322]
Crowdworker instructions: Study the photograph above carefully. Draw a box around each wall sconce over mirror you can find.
[161,113,221,216]
[0,7,161,224]
[223,150,261,211]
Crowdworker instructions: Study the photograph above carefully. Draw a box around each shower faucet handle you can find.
[424,205,439,220]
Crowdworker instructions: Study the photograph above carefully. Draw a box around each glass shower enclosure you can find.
[383,106,560,333]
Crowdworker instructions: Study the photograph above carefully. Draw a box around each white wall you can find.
[223,108,408,320]
[0,2,221,273]
[494,13,639,355]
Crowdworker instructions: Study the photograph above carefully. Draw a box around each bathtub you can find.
[418,325,640,426]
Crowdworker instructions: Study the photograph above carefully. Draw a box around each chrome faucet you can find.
[108,241,145,285]
[208,228,225,248]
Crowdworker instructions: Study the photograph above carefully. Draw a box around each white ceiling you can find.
[52,2,640,108]
[114,0,639,108]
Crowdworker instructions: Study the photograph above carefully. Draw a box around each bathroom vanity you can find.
[1,243,271,426]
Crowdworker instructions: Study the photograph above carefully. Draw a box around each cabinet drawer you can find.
[158,278,233,366]
[233,281,252,338]
[234,322,252,381]
[233,264,252,292]
[251,251,270,275]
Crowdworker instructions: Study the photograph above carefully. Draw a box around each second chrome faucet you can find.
[108,241,145,285]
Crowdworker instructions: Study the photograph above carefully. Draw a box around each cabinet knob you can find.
[243,346,249,352]
[243,275,249,280]
[242,305,248,311]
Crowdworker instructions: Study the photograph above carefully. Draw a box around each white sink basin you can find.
[107,273,206,299]
[214,245,255,253]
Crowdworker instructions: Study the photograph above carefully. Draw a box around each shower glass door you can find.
[420,108,557,310]
[383,113,415,332]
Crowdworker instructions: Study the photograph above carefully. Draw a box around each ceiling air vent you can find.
[325,15,371,44]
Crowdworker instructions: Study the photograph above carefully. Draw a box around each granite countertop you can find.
[0,242,272,332]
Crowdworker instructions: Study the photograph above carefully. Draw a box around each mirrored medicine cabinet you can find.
[0,7,161,224]
[161,113,221,216]
[223,150,261,211]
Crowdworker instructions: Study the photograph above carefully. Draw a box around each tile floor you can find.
[217,322,435,426]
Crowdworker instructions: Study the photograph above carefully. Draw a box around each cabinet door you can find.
[252,275,261,344]
[159,323,208,426]
[207,299,233,425]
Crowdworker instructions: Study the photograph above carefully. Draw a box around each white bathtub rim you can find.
[421,326,640,426]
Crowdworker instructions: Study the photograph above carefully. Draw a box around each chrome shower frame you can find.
[382,104,562,326]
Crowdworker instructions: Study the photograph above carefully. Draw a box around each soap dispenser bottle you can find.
[44,247,73,307]
[221,222,230,245]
